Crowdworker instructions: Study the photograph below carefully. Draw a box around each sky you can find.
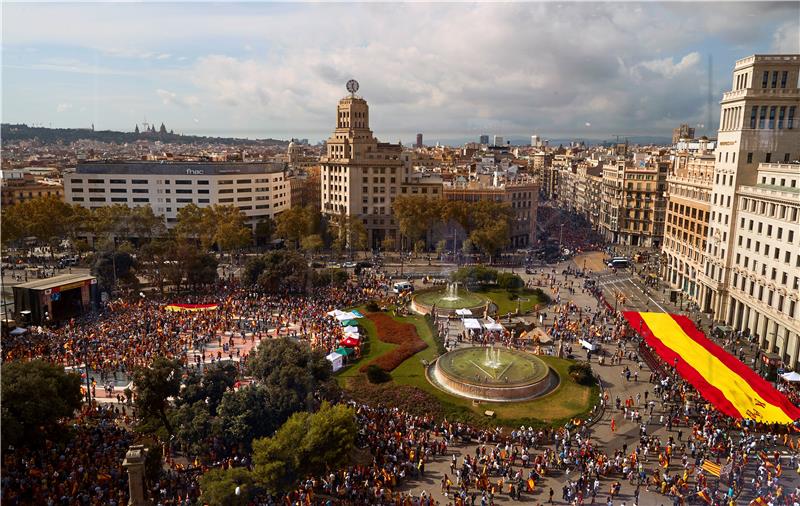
[2,2,799,145]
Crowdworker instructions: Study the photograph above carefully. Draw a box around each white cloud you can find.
[2,2,797,139]
[771,21,800,53]
[638,52,702,79]
[56,103,72,113]
[156,89,199,108]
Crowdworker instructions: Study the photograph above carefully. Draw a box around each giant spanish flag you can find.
[624,312,800,424]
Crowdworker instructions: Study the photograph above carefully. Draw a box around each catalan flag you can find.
[750,497,768,506]
[624,312,800,424]
[697,489,712,504]
[702,460,722,477]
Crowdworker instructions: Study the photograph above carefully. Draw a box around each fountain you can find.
[484,346,502,369]
[428,346,557,402]
[442,282,460,302]
[411,281,491,316]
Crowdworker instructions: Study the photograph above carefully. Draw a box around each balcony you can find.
[722,87,799,102]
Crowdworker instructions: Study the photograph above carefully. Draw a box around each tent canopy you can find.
[9,327,27,336]
[343,326,359,334]
[781,371,800,382]
[484,322,504,332]
[455,308,472,316]
[335,347,354,356]
[341,319,359,327]
[340,337,360,347]
[464,318,482,330]
[325,352,343,372]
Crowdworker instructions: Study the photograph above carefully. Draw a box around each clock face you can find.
[346,79,359,94]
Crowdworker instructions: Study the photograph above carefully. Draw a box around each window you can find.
[198,189,209,194]
[747,152,753,163]
[133,198,149,203]
[786,153,791,163]
[110,188,127,193]
[219,180,233,185]
[779,106,786,129]
[87,178,104,184]
[766,153,772,163]
[750,106,758,129]
[769,106,776,129]
[237,188,252,193]
[175,180,191,185]
[70,178,82,183]
[132,179,147,184]
[132,188,148,193]
[771,70,778,88]
[176,189,192,194]
[198,198,210,203]
[176,198,192,203]
[111,197,127,202]
[762,71,769,88]
[236,179,252,184]
[759,106,767,129]
[781,71,788,88]
[219,189,233,194]
[72,197,84,202]
[72,188,84,193]
[219,198,234,203]
[89,197,106,202]
[109,179,125,184]
[789,106,796,129]
[89,188,104,193]
[197,180,209,185]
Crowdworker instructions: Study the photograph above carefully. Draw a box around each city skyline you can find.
[2,2,798,144]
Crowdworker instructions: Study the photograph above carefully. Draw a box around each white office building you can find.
[64,161,290,228]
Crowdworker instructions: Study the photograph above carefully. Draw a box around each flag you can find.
[750,497,767,506]
[697,490,712,504]
[776,463,782,477]
[527,478,535,492]
[701,460,721,477]
[623,312,800,424]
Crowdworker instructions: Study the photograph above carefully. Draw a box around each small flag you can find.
[527,478,535,492]
[701,460,721,477]
[697,490,712,504]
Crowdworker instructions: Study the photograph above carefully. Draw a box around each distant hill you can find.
[1,123,289,146]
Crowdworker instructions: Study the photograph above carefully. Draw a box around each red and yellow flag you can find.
[624,312,800,424]
[164,303,219,312]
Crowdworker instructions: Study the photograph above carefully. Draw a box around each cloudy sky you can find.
[2,2,798,144]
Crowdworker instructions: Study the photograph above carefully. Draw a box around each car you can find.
[326,261,342,269]
[342,261,357,268]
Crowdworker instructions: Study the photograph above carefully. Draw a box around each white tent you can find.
[464,318,482,330]
[343,326,359,335]
[780,371,800,382]
[483,321,504,332]
[335,311,358,321]
[326,352,344,372]
[455,308,472,316]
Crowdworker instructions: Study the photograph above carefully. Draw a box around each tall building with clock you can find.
[697,54,800,362]
[320,80,442,249]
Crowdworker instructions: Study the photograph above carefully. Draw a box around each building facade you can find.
[319,90,442,249]
[599,159,669,247]
[1,171,63,205]
[662,146,715,304]
[698,54,800,321]
[727,163,800,367]
[443,178,539,248]
[63,161,289,227]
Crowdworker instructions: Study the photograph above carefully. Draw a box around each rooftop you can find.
[76,160,286,176]
[14,274,95,291]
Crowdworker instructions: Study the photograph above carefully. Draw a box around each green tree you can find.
[199,467,257,506]
[91,250,136,291]
[209,205,252,256]
[300,234,324,256]
[274,206,311,248]
[1,360,82,447]
[252,403,356,493]
[496,272,524,290]
[132,357,182,436]
[381,236,395,252]
[242,250,313,293]
[470,220,510,263]
[248,337,333,403]
[174,203,209,245]
[254,216,275,246]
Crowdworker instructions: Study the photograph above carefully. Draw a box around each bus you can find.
[607,257,631,268]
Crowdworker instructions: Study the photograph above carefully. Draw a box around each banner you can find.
[624,312,800,424]
[165,303,219,312]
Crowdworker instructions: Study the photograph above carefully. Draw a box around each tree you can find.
[200,467,257,506]
[252,403,356,493]
[254,216,276,246]
[435,239,447,256]
[496,272,524,290]
[91,250,136,291]
[381,236,395,252]
[242,250,313,293]
[178,362,237,416]
[217,385,283,448]
[175,203,210,246]
[1,360,82,447]
[470,220,510,263]
[300,234,324,256]
[274,206,311,248]
[248,337,333,400]
[209,205,251,256]
[132,357,182,436]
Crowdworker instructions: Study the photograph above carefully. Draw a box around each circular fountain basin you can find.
[411,286,491,316]
[428,346,558,402]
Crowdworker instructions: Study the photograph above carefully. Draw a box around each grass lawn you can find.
[477,287,549,315]
[339,307,596,427]
[336,306,396,381]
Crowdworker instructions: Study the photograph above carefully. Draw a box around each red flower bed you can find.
[359,313,427,372]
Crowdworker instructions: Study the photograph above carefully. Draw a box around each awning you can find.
[781,371,800,383]
[484,321,504,332]
[464,318,482,330]
[335,346,354,356]
[351,310,364,318]
[340,319,359,327]
[343,326,359,334]
[326,352,343,372]
[340,337,360,348]
[9,327,27,336]
[455,308,472,316]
